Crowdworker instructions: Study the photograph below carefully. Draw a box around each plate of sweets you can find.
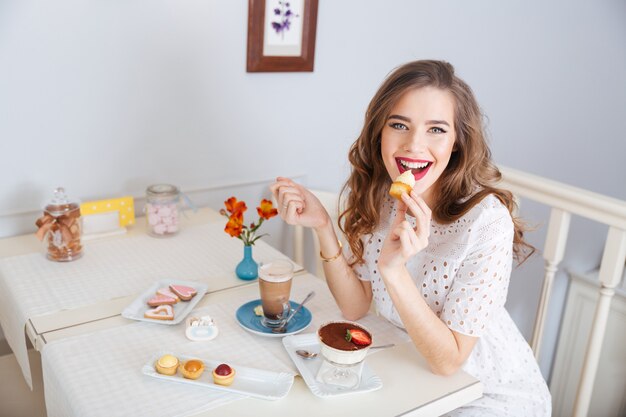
[121,279,208,325]
[143,352,294,400]
[282,322,382,397]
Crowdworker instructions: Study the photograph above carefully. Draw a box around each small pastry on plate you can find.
[156,287,180,302]
[155,354,179,376]
[212,363,236,386]
[180,359,205,380]
[389,170,416,200]
[253,305,263,316]
[169,284,198,301]
[144,304,175,320]
[147,294,177,307]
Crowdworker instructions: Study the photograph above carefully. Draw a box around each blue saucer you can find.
[236,299,312,338]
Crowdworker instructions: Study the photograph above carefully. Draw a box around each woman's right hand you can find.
[378,191,431,275]
[269,177,331,230]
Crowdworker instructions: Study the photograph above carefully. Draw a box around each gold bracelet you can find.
[320,240,343,263]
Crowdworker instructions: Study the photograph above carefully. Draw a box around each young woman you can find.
[270,60,550,416]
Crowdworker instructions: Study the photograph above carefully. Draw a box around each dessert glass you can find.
[317,321,372,388]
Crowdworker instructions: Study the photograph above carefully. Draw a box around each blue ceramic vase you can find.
[236,245,258,280]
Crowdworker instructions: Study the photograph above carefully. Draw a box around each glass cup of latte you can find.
[258,260,294,328]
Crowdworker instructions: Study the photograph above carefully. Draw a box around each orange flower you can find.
[224,212,243,237]
[222,197,277,245]
[225,197,247,215]
[257,199,278,220]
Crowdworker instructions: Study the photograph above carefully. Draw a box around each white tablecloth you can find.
[0,222,294,388]
[42,276,411,417]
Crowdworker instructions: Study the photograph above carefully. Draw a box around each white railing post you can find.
[573,227,626,417]
[531,208,571,358]
[498,166,626,416]
[294,225,304,267]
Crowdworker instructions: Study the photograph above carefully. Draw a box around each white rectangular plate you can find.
[121,279,208,325]
[142,352,294,400]
[282,333,382,397]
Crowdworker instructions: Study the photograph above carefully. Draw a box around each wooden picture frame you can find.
[247,0,318,72]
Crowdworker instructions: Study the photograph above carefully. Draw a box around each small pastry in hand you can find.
[180,359,205,380]
[389,171,416,200]
[155,354,179,376]
[212,363,236,386]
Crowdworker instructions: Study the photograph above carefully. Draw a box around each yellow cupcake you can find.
[155,354,179,376]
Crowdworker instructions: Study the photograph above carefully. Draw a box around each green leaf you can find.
[251,233,269,244]
[345,329,352,342]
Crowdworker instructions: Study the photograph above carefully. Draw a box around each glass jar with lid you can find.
[145,184,181,237]
[35,187,83,262]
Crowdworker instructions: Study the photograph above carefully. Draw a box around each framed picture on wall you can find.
[246,0,319,72]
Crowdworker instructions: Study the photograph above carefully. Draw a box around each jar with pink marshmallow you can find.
[145,184,181,237]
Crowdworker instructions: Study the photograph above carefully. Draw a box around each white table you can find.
[1,207,482,416]
[41,273,482,417]
[0,208,298,388]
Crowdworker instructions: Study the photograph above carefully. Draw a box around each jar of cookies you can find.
[145,184,181,237]
[35,187,83,262]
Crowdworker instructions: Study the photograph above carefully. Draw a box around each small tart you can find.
[180,359,205,380]
[212,363,236,386]
[155,354,179,376]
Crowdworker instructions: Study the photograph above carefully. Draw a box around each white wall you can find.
[1,0,625,381]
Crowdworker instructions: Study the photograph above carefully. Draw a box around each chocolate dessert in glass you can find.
[317,321,373,388]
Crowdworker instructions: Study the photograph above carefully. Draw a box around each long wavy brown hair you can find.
[338,60,534,266]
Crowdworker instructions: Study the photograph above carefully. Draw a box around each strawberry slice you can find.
[345,329,371,346]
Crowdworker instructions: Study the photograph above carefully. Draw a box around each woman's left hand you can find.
[378,191,431,274]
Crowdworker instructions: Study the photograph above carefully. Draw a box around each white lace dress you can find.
[353,194,551,416]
